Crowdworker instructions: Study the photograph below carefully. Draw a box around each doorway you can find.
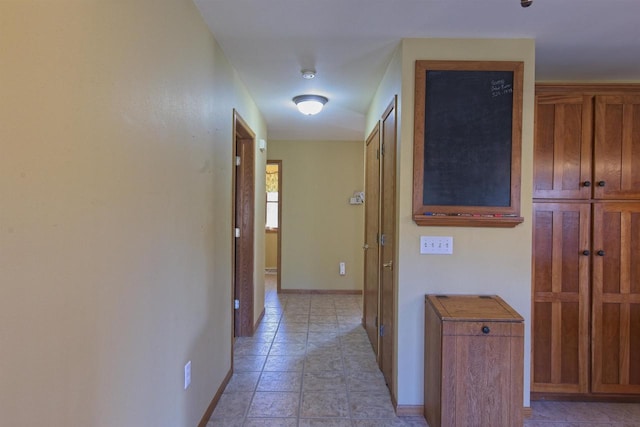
[265,160,282,292]
[233,110,256,337]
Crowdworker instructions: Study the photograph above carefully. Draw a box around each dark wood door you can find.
[233,112,255,338]
[363,124,380,354]
[594,95,640,199]
[534,94,593,199]
[592,202,640,394]
[379,97,397,391]
[531,202,591,395]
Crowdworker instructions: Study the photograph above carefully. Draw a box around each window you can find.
[266,163,279,230]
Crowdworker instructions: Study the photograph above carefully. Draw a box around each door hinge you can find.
[379,324,384,337]
[234,299,240,310]
[376,233,379,244]
[381,143,385,156]
[374,316,378,328]
[235,156,241,166]
[376,148,380,160]
[234,227,240,238]
[380,234,386,246]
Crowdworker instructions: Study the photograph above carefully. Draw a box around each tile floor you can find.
[207,275,640,426]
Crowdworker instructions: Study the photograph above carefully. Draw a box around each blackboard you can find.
[423,70,513,206]
[413,61,524,228]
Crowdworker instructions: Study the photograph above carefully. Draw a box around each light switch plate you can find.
[420,236,453,255]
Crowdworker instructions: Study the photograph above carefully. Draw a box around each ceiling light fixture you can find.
[521,0,532,7]
[293,94,328,115]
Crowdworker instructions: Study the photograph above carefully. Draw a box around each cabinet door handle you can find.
[363,244,369,250]
[382,260,393,270]
[597,250,605,256]
[582,250,590,256]
[583,181,591,187]
[481,326,490,334]
[597,181,606,187]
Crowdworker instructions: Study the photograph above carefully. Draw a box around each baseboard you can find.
[278,289,362,295]
[197,368,233,427]
[254,307,265,332]
[395,405,424,417]
[523,406,532,418]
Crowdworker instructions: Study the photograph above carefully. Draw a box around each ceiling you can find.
[194,0,640,141]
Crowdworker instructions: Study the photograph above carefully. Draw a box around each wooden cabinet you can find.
[424,295,524,427]
[594,96,640,200]
[534,94,593,199]
[592,202,640,394]
[531,202,591,394]
[532,85,640,399]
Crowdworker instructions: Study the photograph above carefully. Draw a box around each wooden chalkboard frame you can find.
[413,60,524,228]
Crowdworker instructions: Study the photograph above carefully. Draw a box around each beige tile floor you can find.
[208,275,640,426]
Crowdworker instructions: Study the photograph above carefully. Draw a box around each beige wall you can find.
[0,1,266,426]
[367,38,535,407]
[265,231,278,269]
[267,140,364,292]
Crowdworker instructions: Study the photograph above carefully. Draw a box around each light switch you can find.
[420,236,453,255]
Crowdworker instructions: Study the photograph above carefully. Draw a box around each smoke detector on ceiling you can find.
[301,69,316,79]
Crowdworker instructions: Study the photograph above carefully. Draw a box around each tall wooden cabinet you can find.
[532,85,640,399]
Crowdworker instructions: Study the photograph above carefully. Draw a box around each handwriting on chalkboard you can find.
[491,79,513,98]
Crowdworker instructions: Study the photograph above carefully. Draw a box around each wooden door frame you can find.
[363,123,381,356]
[266,160,283,292]
[232,110,255,337]
[379,96,397,401]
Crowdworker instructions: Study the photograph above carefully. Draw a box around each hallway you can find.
[206,274,427,426]
[206,275,640,426]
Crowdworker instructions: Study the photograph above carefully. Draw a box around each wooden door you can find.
[379,97,397,391]
[233,112,255,337]
[534,94,593,199]
[592,202,640,394]
[594,95,640,199]
[531,202,591,394]
[363,124,380,353]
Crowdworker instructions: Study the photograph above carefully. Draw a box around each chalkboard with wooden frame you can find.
[413,60,524,227]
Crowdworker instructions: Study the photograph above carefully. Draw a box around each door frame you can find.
[232,109,256,337]
[363,123,381,356]
[379,96,398,401]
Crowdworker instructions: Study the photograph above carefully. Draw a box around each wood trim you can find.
[413,60,524,227]
[531,392,640,403]
[197,368,233,427]
[523,407,533,418]
[395,405,424,417]
[536,83,640,95]
[278,289,362,295]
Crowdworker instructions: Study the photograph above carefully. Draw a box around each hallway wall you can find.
[0,1,266,426]
[267,140,364,292]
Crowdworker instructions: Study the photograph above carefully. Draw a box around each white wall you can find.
[267,140,364,292]
[0,1,266,426]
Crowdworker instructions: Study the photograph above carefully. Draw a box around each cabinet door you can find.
[592,202,640,394]
[594,96,640,199]
[534,94,593,199]
[452,332,524,427]
[532,202,591,394]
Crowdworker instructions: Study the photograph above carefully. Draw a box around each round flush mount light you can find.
[293,94,328,115]
[301,69,316,79]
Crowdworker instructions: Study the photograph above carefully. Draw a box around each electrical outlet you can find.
[184,361,191,390]
[339,262,346,276]
[420,236,453,255]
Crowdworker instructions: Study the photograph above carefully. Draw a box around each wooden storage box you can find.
[424,294,524,427]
